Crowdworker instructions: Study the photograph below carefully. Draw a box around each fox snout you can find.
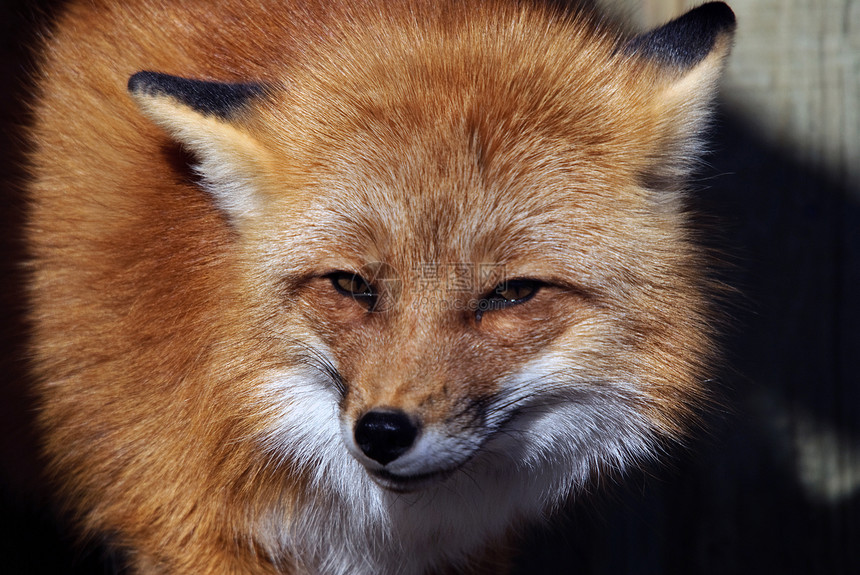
[343,387,495,492]
[344,406,471,492]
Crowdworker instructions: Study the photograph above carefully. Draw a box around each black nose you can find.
[354,409,419,465]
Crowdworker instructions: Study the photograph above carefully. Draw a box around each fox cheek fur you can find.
[28,1,735,573]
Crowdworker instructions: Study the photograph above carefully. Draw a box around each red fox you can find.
[27,0,734,573]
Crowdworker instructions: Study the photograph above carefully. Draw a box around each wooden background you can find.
[1,0,858,573]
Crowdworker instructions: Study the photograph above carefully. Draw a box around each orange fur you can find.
[27,1,734,573]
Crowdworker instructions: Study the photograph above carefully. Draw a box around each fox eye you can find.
[477,279,542,320]
[328,271,378,310]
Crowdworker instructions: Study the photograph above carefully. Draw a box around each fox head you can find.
[118,1,735,564]
[127,2,733,497]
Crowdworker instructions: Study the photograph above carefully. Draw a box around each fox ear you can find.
[626,2,736,180]
[128,71,268,223]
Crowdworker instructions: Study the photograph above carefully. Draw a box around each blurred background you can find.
[2,0,858,573]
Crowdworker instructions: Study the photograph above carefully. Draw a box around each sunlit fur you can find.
[27,1,733,573]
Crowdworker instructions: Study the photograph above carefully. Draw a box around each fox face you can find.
[30,1,734,573]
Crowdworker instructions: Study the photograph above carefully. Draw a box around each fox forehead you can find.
[248,106,654,281]
[248,116,653,290]
[252,41,659,193]
[238,39,664,276]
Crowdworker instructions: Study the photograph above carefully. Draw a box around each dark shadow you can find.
[0,0,115,572]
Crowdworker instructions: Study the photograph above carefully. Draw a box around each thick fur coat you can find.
[27,1,734,573]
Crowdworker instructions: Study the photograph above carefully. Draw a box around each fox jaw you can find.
[32,1,734,573]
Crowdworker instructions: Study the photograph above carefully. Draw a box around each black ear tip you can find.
[692,2,737,33]
[128,70,170,94]
[625,1,737,71]
[128,70,157,94]
[126,71,264,119]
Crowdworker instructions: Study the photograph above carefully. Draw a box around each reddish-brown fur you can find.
[27,1,733,573]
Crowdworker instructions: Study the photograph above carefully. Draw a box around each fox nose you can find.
[354,409,419,465]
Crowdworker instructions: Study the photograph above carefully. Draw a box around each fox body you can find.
[27,1,734,573]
